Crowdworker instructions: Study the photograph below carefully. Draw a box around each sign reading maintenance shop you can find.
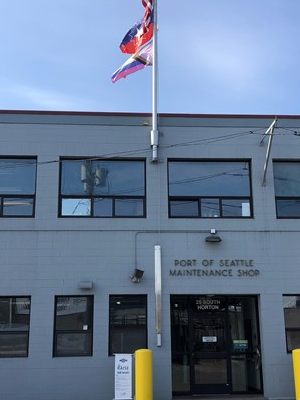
[170,259,260,277]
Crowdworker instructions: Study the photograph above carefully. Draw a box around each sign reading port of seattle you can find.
[170,259,260,277]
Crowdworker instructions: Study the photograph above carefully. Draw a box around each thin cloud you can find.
[1,83,97,111]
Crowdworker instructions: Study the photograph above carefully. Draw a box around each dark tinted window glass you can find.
[94,198,113,217]
[3,198,34,216]
[169,161,250,197]
[168,161,252,218]
[276,200,300,217]
[54,296,93,357]
[283,295,300,352]
[93,161,145,196]
[61,160,86,196]
[201,198,220,217]
[60,160,145,218]
[274,163,300,196]
[0,159,36,195]
[222,199,251,217]
[170,200,199,217]
[109,295,147,355]
[56,332,92,357]
[0,158,36,217]
[273,163,300,218]
[61,160,145,196]
[0,297,31,357]
[115,198,144,216]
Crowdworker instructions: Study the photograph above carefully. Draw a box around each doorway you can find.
[191,313,230,394]
[171,295,263,396]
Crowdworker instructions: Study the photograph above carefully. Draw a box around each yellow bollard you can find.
[293,349,300,400]
[135,349,153,400]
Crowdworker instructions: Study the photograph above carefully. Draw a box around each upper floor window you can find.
[273,162,300,218]
[53,296,94,357]
[168,160,252,218]
[0,297,31,357]
[59,159,146,217]
[0,158,37,217]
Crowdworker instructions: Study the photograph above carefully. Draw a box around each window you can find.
[168,160,252,218]
[53,296,93,357]
[0,297,31,357]
[273,162,300,218]
[0,158,37,217]
[59,159,146,217]
[283,295,300,352]
[109,295,147,355]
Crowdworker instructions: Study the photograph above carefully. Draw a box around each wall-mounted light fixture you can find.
[131,269,144,283]
[205,228,222,243]
[78,281,93,290]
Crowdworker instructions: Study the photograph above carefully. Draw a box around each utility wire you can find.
[0,126,299,171]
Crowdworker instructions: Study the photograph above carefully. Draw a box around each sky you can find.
[0,0,300,115]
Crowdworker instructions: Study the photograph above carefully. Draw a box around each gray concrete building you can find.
[0,110,300,400]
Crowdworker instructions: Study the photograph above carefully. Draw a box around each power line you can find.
[0,126,299,171]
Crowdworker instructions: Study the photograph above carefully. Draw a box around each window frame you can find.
[282,294,300,353]
[53,295,94,357]
[0,296,31,358]
[168,159,253,219]
[109,295,147,356]
[0,157,37,218]
[58,158,146,218]
[273,160,300,218]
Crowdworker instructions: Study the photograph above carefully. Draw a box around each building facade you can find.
[0,110,300,400]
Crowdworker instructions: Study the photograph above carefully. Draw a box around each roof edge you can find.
[1,110,300,119]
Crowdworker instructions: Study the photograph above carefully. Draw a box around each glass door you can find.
[228,297,263,393]
[170,295,263,396]
[191,314,230,394]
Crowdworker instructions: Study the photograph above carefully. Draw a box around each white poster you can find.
[114,354,132,400]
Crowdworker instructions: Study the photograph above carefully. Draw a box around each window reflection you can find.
[0,158,36,217]
[94,198,113,217]
[201,198,220,217]
[53,296,93,357]
[168,161,252,218]
[273,162,300,218]
[276,200,300,218]
[0,159,36,194]
[0,297,31,357]
[61,199,91,216]
[170,200,199,217]
[169,161,250,197]
[194,359,227,384]
[3,198,34,216]
[60,159,145,217]
[115,198,144,216]
[274,163,300,196]
[283,295,300,352]
[170,296,262,395]
[222,199,250,217]
[109,295,147,355]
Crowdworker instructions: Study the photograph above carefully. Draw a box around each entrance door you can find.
[171,296,263,396]
[190,314,230,394]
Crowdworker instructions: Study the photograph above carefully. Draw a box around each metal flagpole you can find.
[150,0,162,347]
[150,0,158,162]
